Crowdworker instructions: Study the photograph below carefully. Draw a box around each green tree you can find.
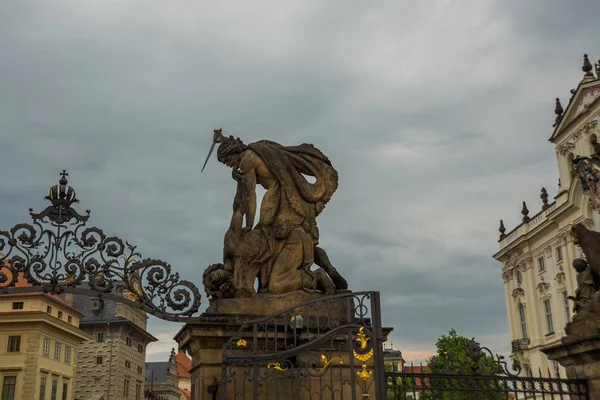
[385,361,416,400]
[419,329,509,400]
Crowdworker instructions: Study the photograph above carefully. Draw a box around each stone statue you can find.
[563,223,600,339]
[568,258,599,313]
[202,129,348,300]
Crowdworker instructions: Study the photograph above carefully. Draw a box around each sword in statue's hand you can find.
[201,128,226,172]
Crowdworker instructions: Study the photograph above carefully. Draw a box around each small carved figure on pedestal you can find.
[568,258,599,313]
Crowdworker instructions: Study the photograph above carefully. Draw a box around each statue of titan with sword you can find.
[201,129,348,299]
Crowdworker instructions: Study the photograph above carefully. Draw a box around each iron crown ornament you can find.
[0,171,201,322]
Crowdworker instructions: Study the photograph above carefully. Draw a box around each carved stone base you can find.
[543,336,600,399]
[565,293,600,341]
[205,290,350,317]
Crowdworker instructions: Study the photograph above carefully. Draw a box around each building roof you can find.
[176,351,191,379]
[146,361,169,383]
[0,270,82,315]
[180,388,191,400]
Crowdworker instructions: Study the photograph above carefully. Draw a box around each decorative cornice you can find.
[536,282,551,297]
[511,287,525,299]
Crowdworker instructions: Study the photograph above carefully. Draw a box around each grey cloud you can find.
[0,0,598,362]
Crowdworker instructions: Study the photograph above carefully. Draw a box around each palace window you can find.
[125,360,131,369]
[67,316,72,324]
[137,343,144,353]
[544,299,554,334]
[136,384,141,399]
[65,347,71,363]
[123,379,129,397]
[43,338,50,355]
[137,366,142,374]
[40,376,47,400]
[563,291,571,322]
[97,332,105,343]
[51,380,57,400]
[2,376,16,400]
[518,303,528,339]
[126,336,132,346]
[57,311,62,319]
[47,306,52,314]
[7,336,20,352]
[61,383,68,400]
[537,257,546,272]
[556,246,563,261]
[96,356,103,364]
[54,343,61,359]
[12,302,23,310]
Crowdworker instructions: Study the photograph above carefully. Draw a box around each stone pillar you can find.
[543,336,600,400]
[175,317,244,400]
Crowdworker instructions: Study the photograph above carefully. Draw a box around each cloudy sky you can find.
[1,0,599,362]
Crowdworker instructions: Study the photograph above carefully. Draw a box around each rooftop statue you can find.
[202,129,348,300]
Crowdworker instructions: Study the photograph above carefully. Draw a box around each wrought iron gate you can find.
[220,291,386,399]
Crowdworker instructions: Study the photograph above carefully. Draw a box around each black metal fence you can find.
[385,361,589,399]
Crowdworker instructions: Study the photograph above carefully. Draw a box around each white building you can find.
[493,54,600,379]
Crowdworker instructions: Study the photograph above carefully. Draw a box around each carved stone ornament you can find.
[572,156,600,212]
[555,272,567,290]
[511,287,525,301]
[505,249,523,268]
[536,282,550,297]
[502,271,513,283]
[518,257,533,272]
[583,119,598,136]
[556,141,576,155]
[544,246,553,258]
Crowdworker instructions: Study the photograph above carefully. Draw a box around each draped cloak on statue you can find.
[238,140,338,292]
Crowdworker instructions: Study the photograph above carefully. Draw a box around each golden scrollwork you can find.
[319,354,343,371]
[236,338,247,348]
[267,362,288,372]
[355,327,369,350]
[353,348,373,362]
[357,364,372,380]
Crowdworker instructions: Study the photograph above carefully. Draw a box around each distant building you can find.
[0,271,89,400]
[493,55,600,379]
[175,351,191,399]
[63,290,157,400]
[145,349,184,400]
[383,341,404,372]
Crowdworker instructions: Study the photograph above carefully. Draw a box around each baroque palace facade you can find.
[494,54,600,378]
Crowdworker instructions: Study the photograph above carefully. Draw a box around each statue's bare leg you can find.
[313,268,335,295]
[314,246,348,291]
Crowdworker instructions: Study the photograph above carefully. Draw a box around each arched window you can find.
[518,303,528,339]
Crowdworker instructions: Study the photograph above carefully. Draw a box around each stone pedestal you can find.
[174,292,391,400]
[543,336,600,399]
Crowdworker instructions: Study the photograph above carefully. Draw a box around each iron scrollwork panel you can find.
[220,291,386,399]
[0,171,201,321]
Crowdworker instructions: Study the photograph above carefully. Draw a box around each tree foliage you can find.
[419,329,509,400]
